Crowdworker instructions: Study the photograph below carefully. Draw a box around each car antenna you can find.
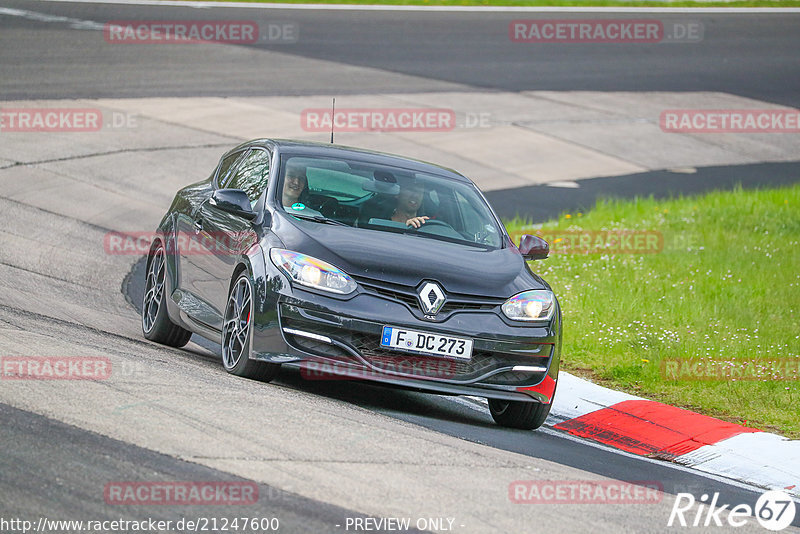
[330,97,335,144]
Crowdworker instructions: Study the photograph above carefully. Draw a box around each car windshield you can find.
[277,155,504,249]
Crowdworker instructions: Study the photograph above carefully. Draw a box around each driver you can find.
[282,164,310,207]
[391,179,428,228]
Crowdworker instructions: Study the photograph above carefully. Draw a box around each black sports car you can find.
[142,139,561,429]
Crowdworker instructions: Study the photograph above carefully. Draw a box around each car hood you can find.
[273,213,547,297]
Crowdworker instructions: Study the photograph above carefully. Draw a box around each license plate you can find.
[380,326,473,360]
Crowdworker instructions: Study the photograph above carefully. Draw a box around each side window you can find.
[215,150,245,186]
[225,149,271,205]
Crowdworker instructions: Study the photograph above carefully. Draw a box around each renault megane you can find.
[141,139,561,429]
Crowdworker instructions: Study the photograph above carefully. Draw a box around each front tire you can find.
[221,272,280,381]
[142,243,192,348]
[488,398,552,430]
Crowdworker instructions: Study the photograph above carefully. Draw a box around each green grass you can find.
[506,184,800,438]
[194,0,800,7]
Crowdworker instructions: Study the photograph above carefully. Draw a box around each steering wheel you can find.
[414,219,451,229]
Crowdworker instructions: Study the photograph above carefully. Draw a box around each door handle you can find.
[194,219,203,233]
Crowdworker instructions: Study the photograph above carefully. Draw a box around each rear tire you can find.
[488,398,552,430]
[221,271,280,381]
[142,243,192,348]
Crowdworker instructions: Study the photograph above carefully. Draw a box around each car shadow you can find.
[272,366,498,429]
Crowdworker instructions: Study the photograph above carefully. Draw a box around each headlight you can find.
[502,290,555,322]
[269,249,357,295]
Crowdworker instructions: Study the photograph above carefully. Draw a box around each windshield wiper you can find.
[291,213,349,227]
[402,228,493,249]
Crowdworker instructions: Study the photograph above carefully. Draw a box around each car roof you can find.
[241,138,471,183]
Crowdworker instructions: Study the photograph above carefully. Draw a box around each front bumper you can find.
[250,283,560,403]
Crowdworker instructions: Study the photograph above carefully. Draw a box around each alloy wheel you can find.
[222,276,252,369]
[142,247,165,334]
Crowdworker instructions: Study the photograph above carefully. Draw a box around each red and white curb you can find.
[550,372,800,498]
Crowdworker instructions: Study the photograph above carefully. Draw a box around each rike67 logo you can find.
[668,490,797,531]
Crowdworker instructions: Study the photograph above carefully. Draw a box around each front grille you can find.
[369,286,418,308]
[353,277,504,315]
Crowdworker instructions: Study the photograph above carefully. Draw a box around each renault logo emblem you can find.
[417,281,446,316]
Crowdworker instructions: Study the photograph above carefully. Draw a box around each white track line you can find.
[0,6,104,29]
[36,0,800,14]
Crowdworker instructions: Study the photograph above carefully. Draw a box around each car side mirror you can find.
[210,189,256,220]
[519,234,549,260]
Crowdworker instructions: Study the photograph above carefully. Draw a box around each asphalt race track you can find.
[1,1,799,105]
[1,1,799,533]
